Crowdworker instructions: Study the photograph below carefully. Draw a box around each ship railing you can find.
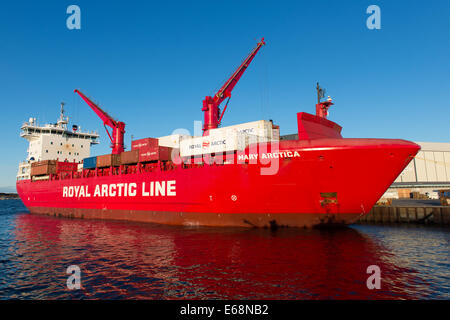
[51,160,181,181]
[18,161,31,167]
[50,154,244,182]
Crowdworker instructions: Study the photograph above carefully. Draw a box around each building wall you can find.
[394,142,450,184]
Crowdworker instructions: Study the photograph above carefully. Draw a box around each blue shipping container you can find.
[83,156,97,169]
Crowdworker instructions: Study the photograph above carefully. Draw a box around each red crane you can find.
[74,89,125,154]
[202,38,265,134]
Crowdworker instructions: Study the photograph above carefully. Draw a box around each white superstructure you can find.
[17,103,99,180]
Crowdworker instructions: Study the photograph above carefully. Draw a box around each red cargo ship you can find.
[16,39,420,228]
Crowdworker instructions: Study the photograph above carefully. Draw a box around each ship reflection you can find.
[11,213,418,299]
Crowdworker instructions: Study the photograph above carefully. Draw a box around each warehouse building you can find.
[385,142,450,199]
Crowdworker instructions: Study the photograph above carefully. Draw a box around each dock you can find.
[357,205,450,225]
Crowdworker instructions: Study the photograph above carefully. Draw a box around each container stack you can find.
[179,120,279,157]
[31,160,79,176]
[131,137,177,162]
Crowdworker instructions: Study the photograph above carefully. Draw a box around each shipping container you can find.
[139,146,176,162]
[31,160,78,176]
[180,131,248,157]
[158,134,192,148]
[83,156,97,169]
[31,160,56,167]
[56,162,78,173]
[272,125,280,141]
[131,137,159,151]
[97,154,121,168]
[30,165,54,176]
[30,160,57,176]
[120,150,140,164]
[209,120,275,141]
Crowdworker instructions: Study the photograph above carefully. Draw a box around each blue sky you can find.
[0,0,449,189]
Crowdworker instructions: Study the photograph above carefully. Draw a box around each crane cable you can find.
[218,97,231,126]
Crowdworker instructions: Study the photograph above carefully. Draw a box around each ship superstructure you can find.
[17,103,99,181]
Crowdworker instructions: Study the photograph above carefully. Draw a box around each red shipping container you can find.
[132,138,158,151]
[120,150,139,164]
[138,146,159,162]
[139,146,176,162]
[56,162,78,173]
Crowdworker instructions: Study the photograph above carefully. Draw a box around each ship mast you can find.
[315,82,333,119]
[57,102,69,129]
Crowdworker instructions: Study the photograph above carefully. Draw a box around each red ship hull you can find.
[16,138,420,228]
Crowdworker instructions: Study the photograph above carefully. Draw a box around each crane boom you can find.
[202,38,265,134]
[74,89,125,154]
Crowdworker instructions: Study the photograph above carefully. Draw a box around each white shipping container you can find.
[272,128,280,141]
[180,131,247,157]
[158,134,192,148]
[209,120,275,140]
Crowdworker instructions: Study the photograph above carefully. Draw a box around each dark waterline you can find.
[0,200,448,299]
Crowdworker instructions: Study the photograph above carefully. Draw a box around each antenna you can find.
[316,82,326,104]
[60,102,65,120]
[57,101,69,128]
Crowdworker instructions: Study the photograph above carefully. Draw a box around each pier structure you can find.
[358,205,450,225]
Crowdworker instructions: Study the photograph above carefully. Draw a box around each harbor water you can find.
[0,199,448,299]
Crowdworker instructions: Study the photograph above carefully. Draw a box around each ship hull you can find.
[17,138,420,228]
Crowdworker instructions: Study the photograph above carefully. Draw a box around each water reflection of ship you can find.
[13,213,418,299]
